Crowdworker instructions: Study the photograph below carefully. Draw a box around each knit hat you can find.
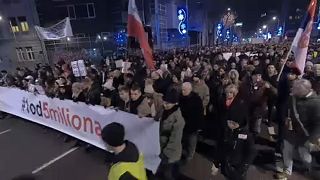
[101,122,125,147]
[251,68,263,76]
[163,89,179,104]
[144,84,155,94]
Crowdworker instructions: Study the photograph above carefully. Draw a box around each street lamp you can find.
[0,16,2,21]
[272,16,277,21]
[227,8,231,11]
[263,25,267,29]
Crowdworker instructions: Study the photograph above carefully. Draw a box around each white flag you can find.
[35,17,73,40]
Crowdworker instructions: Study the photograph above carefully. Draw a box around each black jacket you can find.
[179,92,204,134]
[85,81,101,105]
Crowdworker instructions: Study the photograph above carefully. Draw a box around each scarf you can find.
[161,105,179,121]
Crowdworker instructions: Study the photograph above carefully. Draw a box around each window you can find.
[25,47,35,61]
[16,47,26,61]
[18,16,29,32]
[67,5,76,19]
[9,17,19,32]
[75,4,88,18]
[87,3,95,18]
[75,3,95,19]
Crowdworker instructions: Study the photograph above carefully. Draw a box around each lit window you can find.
[16,47,26,61]
[18,17,29,32]
[9,17,19,32]
[25,47,35,61]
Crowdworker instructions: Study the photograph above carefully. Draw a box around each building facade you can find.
[0,0,45,71]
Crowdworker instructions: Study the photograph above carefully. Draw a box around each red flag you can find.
[127,0,155,70]
[291,0,317,74]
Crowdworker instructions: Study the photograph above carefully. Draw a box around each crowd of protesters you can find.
[2,43,320,180]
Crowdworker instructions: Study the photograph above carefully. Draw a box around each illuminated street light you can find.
[97,35,101,39]
[67,37,71,41]
[227,8,231,11]
[103,36,107,40]
[272,16,277,21]
[0,16,2,21]
[263,25,267,29]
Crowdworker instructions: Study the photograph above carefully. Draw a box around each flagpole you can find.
[277,45,293,81]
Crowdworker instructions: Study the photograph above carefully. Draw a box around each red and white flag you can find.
[127,0,155,70]
[290,0,317,75]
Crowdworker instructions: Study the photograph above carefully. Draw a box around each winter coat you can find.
[285,93,320,145]
[129,96,152,118]
[85,82,102,105]
[160,106,185,163]
[179,92,204,134]
[193,81,210,109]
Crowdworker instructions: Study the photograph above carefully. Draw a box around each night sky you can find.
[205,0,311,34]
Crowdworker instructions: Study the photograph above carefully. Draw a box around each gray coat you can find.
[160,108,185,163]
[285,92,320,145]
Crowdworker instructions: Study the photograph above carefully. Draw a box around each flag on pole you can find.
[290,0,317,75]
[127,0,155,70]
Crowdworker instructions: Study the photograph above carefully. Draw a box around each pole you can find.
[277,45,293,81]
[142,0,146,24]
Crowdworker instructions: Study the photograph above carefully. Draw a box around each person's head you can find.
[193,73,201,83]
[72,82,83,97]
[251,70,263,83]
[83,76,93,89]
[118,86,130,101]
[1,70,7,76]
[265,59,271,65]
[230,62,237,69]
[218,67,225,76]
[267,64,277,76]
[292,79,312,97]
[221,75,231,86]
[25,75,34,84]
[253,59,260,66]
[101,122,125,153]
[151,71,160,80]
[213,64,219,71]
[182,82,192,96]
[225,84,239,100]
[305,61,314,73]
[130,84,142,101]
[228,70,239,81]
[163,89,179,110]
[241,59,248,68]
[58,85,66,94]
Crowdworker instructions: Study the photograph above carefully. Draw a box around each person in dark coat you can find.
[83,77,101,106]
[217,85,256,180]
[275,79,320,180]
[179,82,204,162]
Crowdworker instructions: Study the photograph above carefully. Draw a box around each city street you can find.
[0,116,313,180]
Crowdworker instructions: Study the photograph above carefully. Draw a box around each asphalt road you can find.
[0,116,315,180]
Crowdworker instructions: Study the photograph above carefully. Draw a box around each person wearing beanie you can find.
[276,79,320,180]
[102,122,147,180]
[216,84,256,180]
[157,89,185,180]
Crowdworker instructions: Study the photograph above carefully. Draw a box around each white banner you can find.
[71,60,87,77]
[0,87,160,172]
[35,17,73,40]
